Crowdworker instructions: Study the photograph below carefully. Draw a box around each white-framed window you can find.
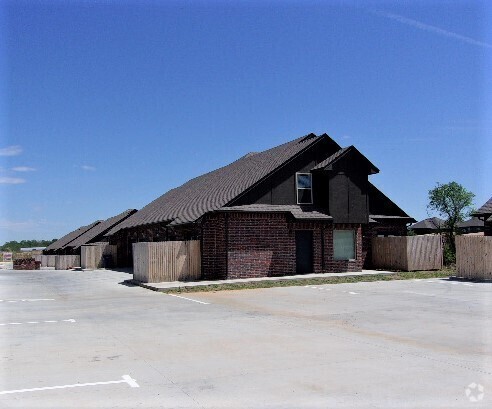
[296,173,313,204]
[334,230,356,260]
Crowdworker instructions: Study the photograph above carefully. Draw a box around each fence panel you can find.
[81,244,117,269]
[133,241,201,283]
[42,255,56,267]
[55,255,81,270]
[371,236,407,270]
[456,236,492,280]
[372,235,442,271]
[406,235,443,271]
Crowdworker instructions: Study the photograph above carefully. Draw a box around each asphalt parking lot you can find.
[1,269,491,408]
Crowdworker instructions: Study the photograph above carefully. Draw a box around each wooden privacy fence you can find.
[55,255,81,270]
[456,235,492,280]
[81,244,117,269]
[372,235,443,271]
[133,241,201,283]
[41,255,56,267]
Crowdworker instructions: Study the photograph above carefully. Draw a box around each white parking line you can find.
[348,292,359,295]
[0,319,75,326]
[167,294,210,305]
[0,299,55,303]
[419,280,474,287]
[404,291,435,297]
[305,286,331,291]
[0,374,139,395]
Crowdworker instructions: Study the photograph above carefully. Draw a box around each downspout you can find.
[225,213,229,277]
[321,224,325,272]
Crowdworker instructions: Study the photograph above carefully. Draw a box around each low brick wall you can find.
[13,258,40,270]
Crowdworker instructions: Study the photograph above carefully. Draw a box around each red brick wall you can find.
[201,212,365,279]
[227,213,294,278]
[201,213,227,280]
[324,224,363,273]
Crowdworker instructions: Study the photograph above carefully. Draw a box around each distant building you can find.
[456,217,485,234]
[20,247,46,252]
[408,217,448,235]
[44,209,137,255]
[472,197,492,236]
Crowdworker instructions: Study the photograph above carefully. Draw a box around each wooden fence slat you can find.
[81,244,118,269]
[372,235,442,271]
[456,236,492,280]
[55,255,81,270]
[132,240,201,283]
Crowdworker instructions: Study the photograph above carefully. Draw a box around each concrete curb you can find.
[128,270,416,292]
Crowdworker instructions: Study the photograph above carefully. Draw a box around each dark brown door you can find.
[296,231,313,274]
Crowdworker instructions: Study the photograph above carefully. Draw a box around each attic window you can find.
[296,173,313,204]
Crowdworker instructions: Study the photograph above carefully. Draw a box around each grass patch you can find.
[145,269,454,294]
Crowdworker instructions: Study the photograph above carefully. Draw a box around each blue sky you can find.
[0,0,490,242]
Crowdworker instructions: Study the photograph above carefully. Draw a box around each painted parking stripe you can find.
[305,286,331,291]
[422,280,474,287]
[167,294,210,305]
[0,319,75,326]
[0,299,55,303]
[348,291,359,295]
[0,374,139,395]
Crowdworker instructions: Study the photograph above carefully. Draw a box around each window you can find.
[296,173,313,204]
[334,230,356,260]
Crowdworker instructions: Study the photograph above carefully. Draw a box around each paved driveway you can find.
[1,270,491,408]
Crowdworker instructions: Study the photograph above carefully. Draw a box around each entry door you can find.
[296,230,313,275]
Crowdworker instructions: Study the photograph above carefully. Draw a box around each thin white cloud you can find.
[0,219,34,230]
[0,176,26,184]
[375,10,492,49]
[11,166,36,172]
[0,145,23,156]
[81,165,96,171]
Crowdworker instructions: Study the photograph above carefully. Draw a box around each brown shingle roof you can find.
[44,221,102,252]
[409,217,446,231]
[108,133,336,234]
[311,145,379,174]
[64,209,137,250]
[473,197,492,217]
[456,217,484,229]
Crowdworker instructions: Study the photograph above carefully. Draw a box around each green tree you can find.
[428,181,475,264]
[0,239,57,252]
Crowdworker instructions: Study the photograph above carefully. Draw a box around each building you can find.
[107,133,414,278]
[472,197,492,236]
[44,209,137,255]
[456,217,485,234]
[408,217,447,235]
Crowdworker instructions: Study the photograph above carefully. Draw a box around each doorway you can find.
[295,230,313,274]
